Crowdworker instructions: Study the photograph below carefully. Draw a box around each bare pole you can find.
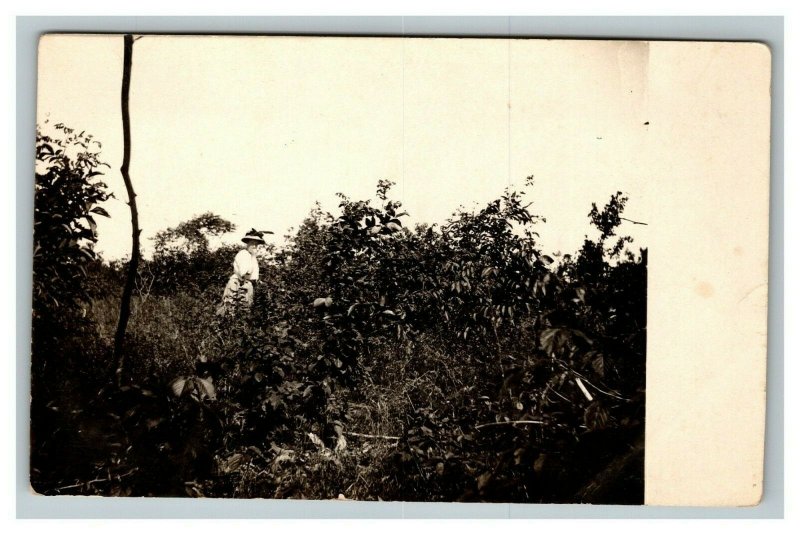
[113,34,140,386]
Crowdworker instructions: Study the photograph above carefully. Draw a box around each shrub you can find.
[33,122,112,317]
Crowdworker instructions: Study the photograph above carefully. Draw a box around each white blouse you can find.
[233,249,259,281]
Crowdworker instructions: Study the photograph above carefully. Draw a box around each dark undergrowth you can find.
[32,149,646,502]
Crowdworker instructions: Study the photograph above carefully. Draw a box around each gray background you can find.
[16,16,784,519]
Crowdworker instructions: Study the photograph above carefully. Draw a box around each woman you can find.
[217,229,270,314]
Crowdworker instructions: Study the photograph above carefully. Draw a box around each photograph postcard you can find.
[30,34,771,507]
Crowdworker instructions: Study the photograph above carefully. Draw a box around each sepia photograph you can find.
[35,32,754,505]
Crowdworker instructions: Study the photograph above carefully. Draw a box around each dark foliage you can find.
[31,130,646,502]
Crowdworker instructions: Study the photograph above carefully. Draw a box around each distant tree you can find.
[153,212,236,256]
[139,213,238,297]
[33,122,112,316]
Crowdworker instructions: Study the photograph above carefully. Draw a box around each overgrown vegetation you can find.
[30,127,646,503]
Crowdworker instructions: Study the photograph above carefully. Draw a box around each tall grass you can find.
[90,292,220,380]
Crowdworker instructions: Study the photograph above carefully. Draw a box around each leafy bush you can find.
[33,123,112,316]
[197,180,646,502]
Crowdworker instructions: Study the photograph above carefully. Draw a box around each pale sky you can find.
[37,35,651,260]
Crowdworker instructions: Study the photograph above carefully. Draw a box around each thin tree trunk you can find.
[113,34,139,386]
